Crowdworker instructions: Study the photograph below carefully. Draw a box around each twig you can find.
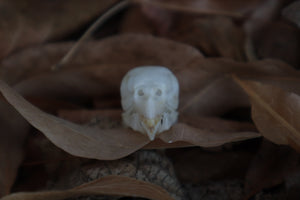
[52,0,130,70]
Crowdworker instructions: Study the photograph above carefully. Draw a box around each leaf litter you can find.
[0,0,300,199]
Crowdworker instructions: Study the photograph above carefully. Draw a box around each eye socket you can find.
[138,89,144,96]
[156,89,162,96]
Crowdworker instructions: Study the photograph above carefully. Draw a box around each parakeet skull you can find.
[120,66,179,140]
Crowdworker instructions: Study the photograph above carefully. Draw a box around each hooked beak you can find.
[140,117,161,141]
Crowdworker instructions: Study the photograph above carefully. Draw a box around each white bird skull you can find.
[120,66,179,140]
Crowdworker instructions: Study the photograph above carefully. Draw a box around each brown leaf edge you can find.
[133,0,243,18]
[0,80,150,160]
[157,123,260,148]
[0,175,174,200]
[57,109,260,149]
[0,101,30,197]
[0,79,261,160]
[233,75,300,151]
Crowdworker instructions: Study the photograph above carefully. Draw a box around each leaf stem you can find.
[52,0,130,70]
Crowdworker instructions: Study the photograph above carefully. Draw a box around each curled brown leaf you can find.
[244,140,298,198]
[1,175,174,200]
[0,78,260,161]
[1,34,202,85]
[58,108,260,149]
[0,101,30,197]
[282,1,300,28]
[0,0,118,59]
[133,0,260,17]
[0,80,149,160]
[233,76,300,151]
[158,123,260,147]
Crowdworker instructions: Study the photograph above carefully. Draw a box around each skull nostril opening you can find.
[156,89,162,96]
[138,89,144,96]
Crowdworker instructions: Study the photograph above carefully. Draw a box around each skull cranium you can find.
[120,66,179,140]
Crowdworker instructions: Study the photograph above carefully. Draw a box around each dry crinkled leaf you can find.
[58,109,122,124]
[5,39,298,118]
[134,0,262,17]
[168,16,246,60]
[131,0,283,38]
[0,101,30,197]
[14,65,126,100]
[59,109,256,133]
[158,123,259,147]
[121,6,156,34]
[179,115,256,132]
[234,77,300,150]
[57,108,260,149]
[0,34,202,85]
[253,21,300,68]
[3,34,297,117]
[122,9,246,60]
[244,140,298,198]
[0,79,260,160]
[11,60,285,117]
[140,4,173,35]
[244,0,283,36]
[0,80,150,160]
[0,0,118,59]
[1,175,174,200]
[179,76,250,116]
[282,1,300,28]
[180,58,300,115]
[188,57,297,77]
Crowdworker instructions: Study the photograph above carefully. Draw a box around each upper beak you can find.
[141,117,161,140]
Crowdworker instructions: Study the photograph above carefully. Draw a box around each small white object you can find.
[120,66,179,140]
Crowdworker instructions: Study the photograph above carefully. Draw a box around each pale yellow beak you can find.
[141,117,161,141]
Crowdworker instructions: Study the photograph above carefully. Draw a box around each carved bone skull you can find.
[120,66,179,140]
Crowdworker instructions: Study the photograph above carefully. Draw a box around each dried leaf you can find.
[179,76,250,116]
[244,0,283,36]
[179,115,256,131]
[1,175,174,200]
[6,40,298,119]
[0,80,150,160]
[1,34,202,85]
[244,140,298,198]
[130,0,283,39]
[180,58,300,115]
[282,1,300,28]
[188,57,297,77]
[14,65,125,100]
[4,34,297,118]
[0,77,261,161]
[233,77,300,150]
[58,109,122,124]
[158,123,260,147]
[140,4,173,35]
[57,109,260,149]
[134,0,262,17]
[0,101,30,197]
[253,21,300,68]
[122,8,246,60]
[0,0,118,59]
[168,16,246,60]
[121,6,156,34]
